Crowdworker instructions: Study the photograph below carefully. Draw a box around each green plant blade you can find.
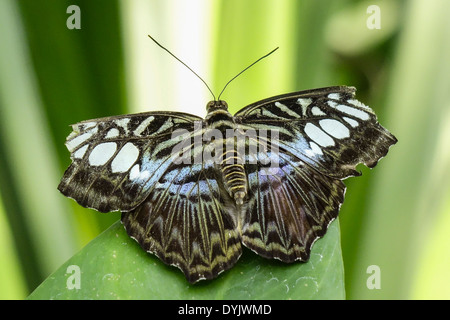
[28,219,344,300]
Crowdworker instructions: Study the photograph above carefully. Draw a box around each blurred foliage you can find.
[0,0,449,299]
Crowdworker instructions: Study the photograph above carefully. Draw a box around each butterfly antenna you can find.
[148,35,216,101]
[217,47,279,101]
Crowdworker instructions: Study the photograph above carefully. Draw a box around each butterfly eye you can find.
[219,100,228,109]
[206,101,215,111]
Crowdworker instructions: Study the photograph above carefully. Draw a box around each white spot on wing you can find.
[327,93,340,100]
[297,98,312,107]
[133,116,155,136]
[343,117,359,128]
[319,119,350,139]
[111,142,139,173]
[297,98,312,116]
[304,123,335,147]
[328,101,370,120]
[336,104,370,120]
[105,128,120,139]
[311,107,326,116]
[327,100,338,108]
[73,144,88,159]
[129,164,140,180]
[81,121,97,130]
[114,118,131,135]
[89,142,117,166]
[274,102,299,118]
[130,164,151,182]
[310,141,323,155]
[66,131,95,152]
[262,108,279,118]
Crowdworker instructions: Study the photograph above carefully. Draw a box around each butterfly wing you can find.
[242,149,345,262]
[235,86,396,261]
[121,160,242,283]
[235,86,397,179]
[58,111,203,212]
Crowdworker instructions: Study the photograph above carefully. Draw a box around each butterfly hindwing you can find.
[241,146,346,262]
[235,86,397,179]
[121,161,242,283]
[58,111,203,212]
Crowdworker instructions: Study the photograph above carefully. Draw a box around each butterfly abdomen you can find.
[206,103,248,205]
[220,148,247,205]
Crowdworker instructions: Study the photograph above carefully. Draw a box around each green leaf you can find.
[28,219,344,300]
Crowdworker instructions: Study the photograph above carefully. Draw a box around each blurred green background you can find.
[1,0,449,299]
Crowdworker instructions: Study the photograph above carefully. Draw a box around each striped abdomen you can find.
[220,147,247,205]
[205,102,248,206]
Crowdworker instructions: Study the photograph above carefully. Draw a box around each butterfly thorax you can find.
[205,100,248,206]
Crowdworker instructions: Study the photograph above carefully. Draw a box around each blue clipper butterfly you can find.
[58,37,397,283]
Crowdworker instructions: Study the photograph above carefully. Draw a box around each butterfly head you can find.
[206,100,228,112]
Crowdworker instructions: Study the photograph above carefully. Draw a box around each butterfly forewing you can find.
[58,111,203,212]
[235,86,397,179]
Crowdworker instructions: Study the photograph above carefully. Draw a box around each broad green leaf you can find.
[28,219,344,300]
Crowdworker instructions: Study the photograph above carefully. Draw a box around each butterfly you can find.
[58,83,397,283]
